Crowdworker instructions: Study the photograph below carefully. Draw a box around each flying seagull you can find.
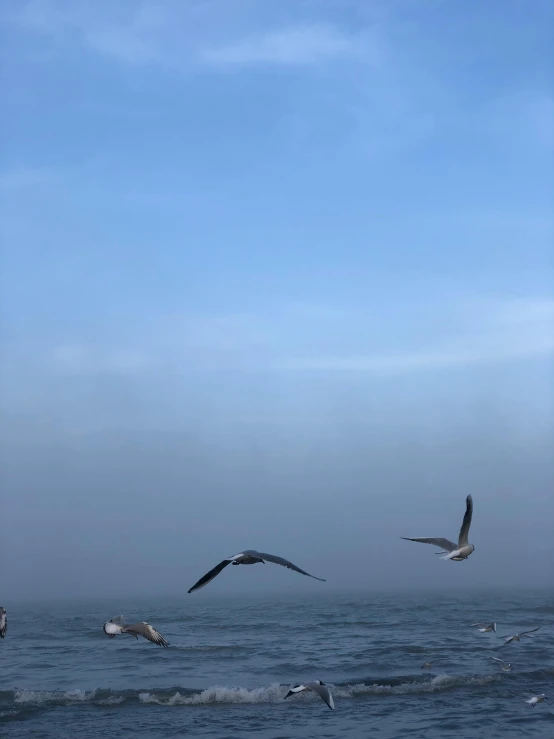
[472,622,497,632]
[0,607,6,639]
[187,550,326,593]
[401,494,475,560]
[103,617,169,647]
[491,657,512,671]
[525,694,547,707]
[284,681,335,710]
[499,627,540,645]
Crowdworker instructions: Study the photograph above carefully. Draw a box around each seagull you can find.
[284,681,335,710]
[187,550,326,593]
[401,494,475,560]
[491,657,512,671]
[499,627,540,645]
[421,662,433,670]
[0,607,6,639]
[525,694,547,707]
[103,617,169,647]
[472,622,497,632]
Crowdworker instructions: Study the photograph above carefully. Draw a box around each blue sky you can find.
[0,1,553,598]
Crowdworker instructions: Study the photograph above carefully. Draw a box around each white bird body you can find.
[472,622,497,633]
[525,694,547,707]
[0,607,6,639]
[284,680,335,710]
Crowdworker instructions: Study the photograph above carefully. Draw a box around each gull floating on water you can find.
[472,622,497,632]
[0,607,6,639]
[401,494,475,561]
[284,681,335,710]
[525,694,548,707]
[187,550,326,593]
[103,617,169,647]
[491,657,512,671]
[499,627,540,646]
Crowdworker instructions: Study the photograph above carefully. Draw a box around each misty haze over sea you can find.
[1,0,553,737]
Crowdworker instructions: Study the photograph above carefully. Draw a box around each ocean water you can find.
[1,590,552,738]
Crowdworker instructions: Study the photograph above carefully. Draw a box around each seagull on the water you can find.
[491,657,512,671]
[525,694,547,707]
[421,662,433,670]
[103,616,169,647]
[499,627,540,645]
[0,607,6,639]
[284,680,335,710]
[472,622,497,632]
[187,550,326,593]
[402,494,475,561]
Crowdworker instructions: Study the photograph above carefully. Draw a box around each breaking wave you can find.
[0,672,510,715]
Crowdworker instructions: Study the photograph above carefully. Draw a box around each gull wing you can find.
[187,557,237,593]
[491,657,508,665]
[244,550,326,582]
[520,627,540,637]
[307,681,335,710]
[471,623,488,627]
[124,622,169,647]
[284,684,306,698]
[458,494,473,546]
[401,537,457,551]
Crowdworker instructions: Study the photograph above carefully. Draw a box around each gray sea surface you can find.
[1,589,553,738]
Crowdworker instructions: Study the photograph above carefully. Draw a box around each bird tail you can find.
[440,549,461,560]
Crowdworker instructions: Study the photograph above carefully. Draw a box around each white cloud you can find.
[276,298,554,373]
[201,25,369,67]
[44,298,554,377]
[0,167,54,192]
[4,0,183,66]
[5,3,377,69]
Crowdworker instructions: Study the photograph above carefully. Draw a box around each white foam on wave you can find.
[139,683,287,706]
[138,675,498,706]
[9,674,500,709]
[14,689,97,705]
[97,696,125,705]
[336,674,498,698]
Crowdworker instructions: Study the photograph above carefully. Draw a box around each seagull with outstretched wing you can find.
[499,627,540,645]
[491,656,512,671]
[525,693,547,707]
[402,494,475,561]
[187,550,326,593]
[284,680,335,710]
[103,616,169,647]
